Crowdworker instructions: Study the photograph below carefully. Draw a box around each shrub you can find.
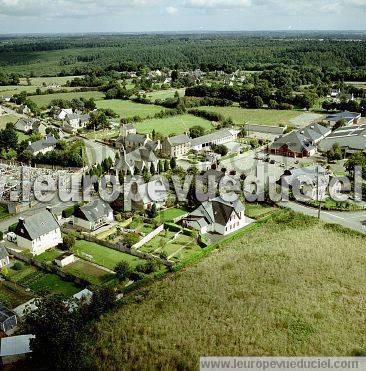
[12,262,23,271]
[115,261,132,281]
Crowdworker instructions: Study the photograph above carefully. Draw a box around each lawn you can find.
[0,114,18,129]
[9,264,79,297]
[72,240,144,270]
[197,106,301,126]
[96,99,164,119]
[19,76,82,87]
[0,203,10,220]
[135,114,213,136]
[245,202,277,219]
[0,281,34,308]
[146,88,186,101]
[88,211,366,369]
[34,249,63,264]
[155,208,188,223]
[29,90,105,108]
[63,259,115,286]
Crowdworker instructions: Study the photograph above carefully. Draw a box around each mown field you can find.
[96,99,165,119]
[87,211,366,369]
[29,90,105,108]
[146,88,186,101]
[72,240,144,270]
[197,106,301,126]
[0,114,18,129]
[135,114,213,136]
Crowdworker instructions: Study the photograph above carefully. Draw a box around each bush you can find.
[8,223,18,232]
[60,235,76,251]
[136,260,159,274]
[164,222,182,232]
[62,205,78,218]
[115,261,132,281]
[12,262,23,271]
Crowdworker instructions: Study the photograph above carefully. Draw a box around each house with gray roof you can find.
[15,118,47,135]
[65,113,90,132]
[318,124,366,155]
[270,123,330,158]
[0,304,17,334]
[326,111,361,127]
[279,165,332,201]
[162,134,191,158]
[115,147,159,175]
[73,199,114,231]
[0,245,10,269]
[26,135,58,156]
[14,209,63,255]
[182,197,248,235]
[123,133,151,152]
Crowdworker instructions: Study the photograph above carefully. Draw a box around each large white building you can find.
[14,209,63,256]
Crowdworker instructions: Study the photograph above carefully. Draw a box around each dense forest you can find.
[0,32,365,78]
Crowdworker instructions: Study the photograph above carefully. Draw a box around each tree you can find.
[171,70,179,82]
[60,235,75,251]
[150,162,156,175]
[0,123,18,151]
[334,119,346,130]
[164,159,170,172]
[149,203,158,218]
[158,160,164,174]
[124,232,140,248]
[115,261,132,281]
[211,144,228,156]
[326,143,343,162]
[189,125,205,139]
[23,295,86,370]
[170,157,177,170]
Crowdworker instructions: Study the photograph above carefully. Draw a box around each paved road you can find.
[82,138,116,166]
[279,201,366,234]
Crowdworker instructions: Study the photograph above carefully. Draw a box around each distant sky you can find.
[0,0,365,34]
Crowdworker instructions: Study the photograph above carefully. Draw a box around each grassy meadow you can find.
[96,99,165,119]
[0,114,18,129]
[197,106,301,126]
[136,114,213,136]
[146,88,186,101]
[29,90,105,108]
[87,210,366,369]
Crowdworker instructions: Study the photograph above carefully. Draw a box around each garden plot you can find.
[140,231,200,262]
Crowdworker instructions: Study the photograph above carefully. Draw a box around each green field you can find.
[155,208,188,223]
[19,76,82,87]
[197,106,301,126]
[29,90,105,108]
[87,211,366,369]
[0,114,18,129]
[146,88,186,101]
[9,264,79,297]
[63,259,115,286]
[72,240,144,270]
[96,99,165,119]
[0,203,10,220]
[34,249,63,264]
[136,114,213,136]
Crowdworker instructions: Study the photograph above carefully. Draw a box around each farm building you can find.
[55,252,76,267]
[26,135,58,156]
[162,134,191,158]
[14,209,63,255]
[326,111,361,127]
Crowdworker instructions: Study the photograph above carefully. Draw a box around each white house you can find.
[73,199,114,231]
[54,108,73,121]
[0,245,10,269]
[14,209,63,256]
[182,197,248,235]
[65,113,90,132]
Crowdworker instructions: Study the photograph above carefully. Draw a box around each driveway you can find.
[278,201,366,234]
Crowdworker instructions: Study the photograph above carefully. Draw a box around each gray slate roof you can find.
[27,135,58,154]
[167,134,191,146]
[126,133,148,144]
[15,210,60,240]
[186,196,244,227]
[271,131,315,153]
[318,124,366,152]
[191,129,233,147]
[0,304,16,323]
[77,199,112,222]
[326,111,361,122]
[0,245,9,260]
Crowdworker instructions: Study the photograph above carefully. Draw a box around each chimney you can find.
[18,217,25,224]
[28,141,32,146]
[46,207,52,213]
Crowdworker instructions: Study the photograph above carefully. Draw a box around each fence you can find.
[132,224,164,250]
